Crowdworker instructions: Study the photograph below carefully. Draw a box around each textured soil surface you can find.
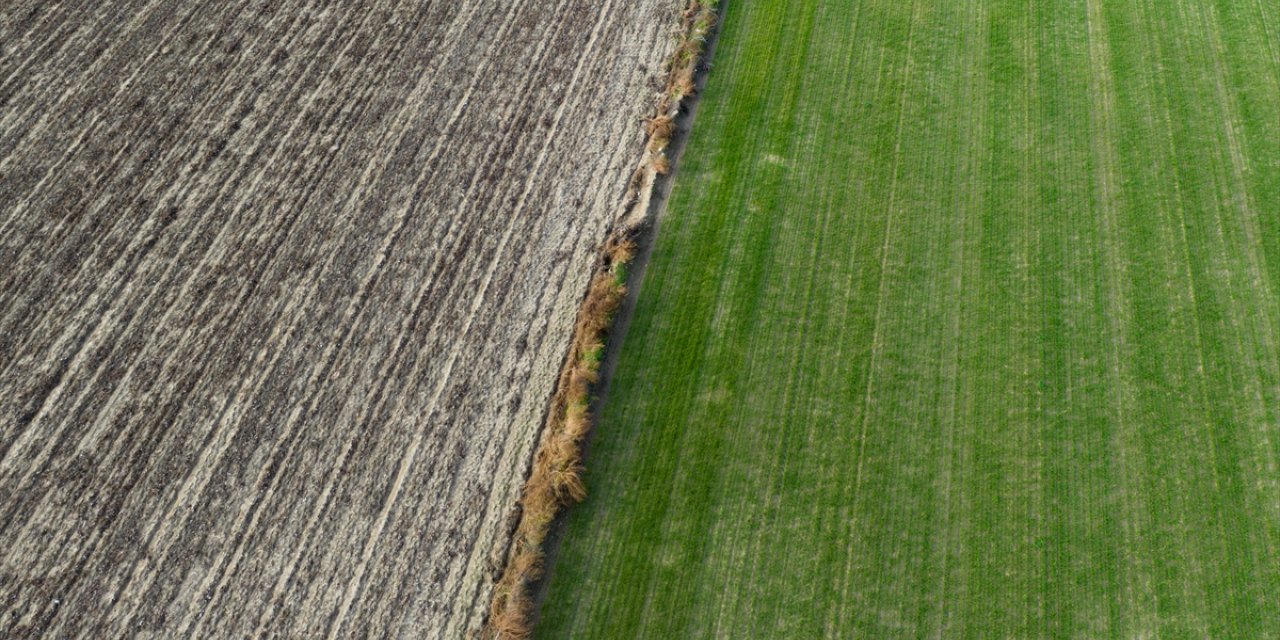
[0,1,678,637]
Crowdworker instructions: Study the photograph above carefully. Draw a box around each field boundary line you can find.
[478,2,722,638]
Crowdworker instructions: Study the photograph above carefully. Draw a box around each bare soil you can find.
[0,0,682,637]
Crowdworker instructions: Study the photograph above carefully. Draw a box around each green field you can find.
[539,0,1280,637]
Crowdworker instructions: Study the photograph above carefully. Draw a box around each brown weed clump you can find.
[482,255,627,640]
[651,153,670,175]
[646,114,676,140]
[644,1,718,177]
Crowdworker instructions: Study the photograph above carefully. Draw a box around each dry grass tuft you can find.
[646,114,676,140]
[490,605,530,640]
[481,255,628,639]
[607,239,637,265]
[673,68,696,99]
[652,152,671,175]
[480,2,718,638]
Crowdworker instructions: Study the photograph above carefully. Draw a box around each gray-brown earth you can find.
[0,0,681,636]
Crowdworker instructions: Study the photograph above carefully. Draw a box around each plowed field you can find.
[0,1,680,636]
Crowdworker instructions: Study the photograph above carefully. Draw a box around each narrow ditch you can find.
[479,2,728,637]
[526,0,729,629]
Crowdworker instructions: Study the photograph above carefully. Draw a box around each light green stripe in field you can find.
[539,0,1280,637]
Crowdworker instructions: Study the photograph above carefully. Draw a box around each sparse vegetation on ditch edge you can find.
[480,2,719,638]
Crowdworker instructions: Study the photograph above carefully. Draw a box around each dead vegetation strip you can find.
[479,2,720,638]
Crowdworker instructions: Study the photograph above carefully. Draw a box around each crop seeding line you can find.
[1135,0,1224,631]
[838,0,921,624]
[1188,0,1280,612]
[929,2,989,633]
